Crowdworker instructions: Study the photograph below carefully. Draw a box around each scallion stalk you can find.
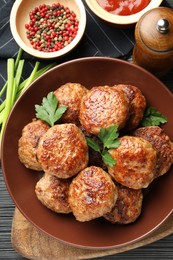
[0,48,24,98]
[0,82,7,98]
[0,100,5,112]
[12,59,25,105]
[0,48,57,143]
[0,59,15,140]
[14,48,23,69]
[16,62,56,97]
[15,59,25,88]
[0,109,4,125]
[20,61,40,93]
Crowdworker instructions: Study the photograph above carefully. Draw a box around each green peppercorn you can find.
[25,3,79,52]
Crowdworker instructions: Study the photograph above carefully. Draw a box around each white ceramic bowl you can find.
[10,0,86,59]
[85,0,163,27]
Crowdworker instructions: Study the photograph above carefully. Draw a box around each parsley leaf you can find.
[35,92,67,126]
[86,137,101,153]
[102,150,116,167]
[141,107,167,127]
[86,125,120,167]
[98,125,120,149]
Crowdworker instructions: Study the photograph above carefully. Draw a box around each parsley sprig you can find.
[141,107,167,127]
[86,125,120,167]
[35,92,67,126]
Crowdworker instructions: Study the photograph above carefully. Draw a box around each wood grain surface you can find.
[12,208,173,260]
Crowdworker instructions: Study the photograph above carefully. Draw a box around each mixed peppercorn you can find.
[25,3,79,52]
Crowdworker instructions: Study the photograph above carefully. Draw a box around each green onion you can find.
[14,48,23,69]
[15,59,25,89]
[20,61,40,94]
[16,62,56,96]
[12,59,25,105]
[0,82,7,98]
[0,49,23,98]
[0,59,15,140]
[0,100,5,113]
[0,48,57,143]
[0,110,4,125]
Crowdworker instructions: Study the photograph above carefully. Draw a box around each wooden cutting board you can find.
[12,208,173,260]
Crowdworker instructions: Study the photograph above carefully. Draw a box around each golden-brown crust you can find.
[104,184,143,224]
[18,119,50,171]
[108,136,157,189]
[134,126,173,177]
[79,85,129,135]
[35,173,72,214]
[115,84,146,131]
[18,82,173,224]
[54,82,88,125]
[68,166,118,222]
[37,124,89,178]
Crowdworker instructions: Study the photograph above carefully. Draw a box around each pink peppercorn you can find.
[25,3,79,52]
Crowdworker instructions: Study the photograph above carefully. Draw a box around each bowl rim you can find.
[85,0,163,25]
[1,56,173,249]
[10,0,86,59]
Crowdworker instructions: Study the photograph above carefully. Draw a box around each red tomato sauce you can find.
[97,0,151,16]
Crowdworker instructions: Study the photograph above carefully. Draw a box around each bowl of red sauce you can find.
[10,0,86,59]
[85,0,163,27]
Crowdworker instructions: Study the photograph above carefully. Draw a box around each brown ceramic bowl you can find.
[85,0,163,27]
[10,0,86,59]
[2,57,173,249]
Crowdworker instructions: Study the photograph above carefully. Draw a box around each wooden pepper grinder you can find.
[132,7,173,77]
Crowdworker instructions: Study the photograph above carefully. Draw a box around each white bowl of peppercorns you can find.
[10,0,86,59]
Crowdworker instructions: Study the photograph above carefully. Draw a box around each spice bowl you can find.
[85,0,163,27]
[10,0,86,59]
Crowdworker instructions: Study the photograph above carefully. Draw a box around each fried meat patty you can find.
[54,82,88,125]
[104,184,143,224]
[18,119,50,171]
[35,173,72,214]
[68,166,118,222]
[115,84,146,130]
[134,126,173,177]
[108,136,157,189]
[79,85,129,135]
[37,124,89,178]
